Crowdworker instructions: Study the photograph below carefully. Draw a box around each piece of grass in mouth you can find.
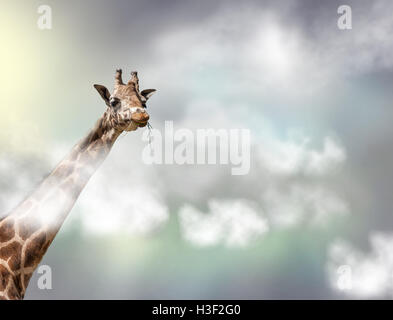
[147,121,153,146]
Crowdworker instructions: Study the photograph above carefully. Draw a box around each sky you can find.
[0,0,393,299]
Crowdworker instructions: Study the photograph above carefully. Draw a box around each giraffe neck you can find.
[0,110,122,299]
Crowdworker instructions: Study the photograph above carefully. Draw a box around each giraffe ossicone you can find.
[0,70,156,300]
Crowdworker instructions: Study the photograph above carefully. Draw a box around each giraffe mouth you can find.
[136,121,148,127]
[132,119,149,127]
[124,119,149,131]
[122,108,149,130]
[131,112,150,127]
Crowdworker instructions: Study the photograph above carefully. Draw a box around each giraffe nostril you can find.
[141,113,149,121]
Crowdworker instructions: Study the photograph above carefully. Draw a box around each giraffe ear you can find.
[94,84,111,107]
[141,89,156,101]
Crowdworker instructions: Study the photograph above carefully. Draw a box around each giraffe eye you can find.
[109,97,120,107]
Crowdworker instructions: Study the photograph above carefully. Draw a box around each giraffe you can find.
[0,69,156,300]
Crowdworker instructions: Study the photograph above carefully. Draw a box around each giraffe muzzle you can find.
[131,109,150,126]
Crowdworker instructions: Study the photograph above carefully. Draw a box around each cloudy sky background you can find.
[1,0,393,299]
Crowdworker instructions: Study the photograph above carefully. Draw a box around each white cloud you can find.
[167,105,349,245]
[306,137,346,175]
[0,146,48,218]
[179,199,268,247]
[73,137,170,236]
[0,133,170,236]
[77,177,169,235]
[263,184,348,228]
[327,233,393,298]
[258,133,346,176]
[255,131,349,229]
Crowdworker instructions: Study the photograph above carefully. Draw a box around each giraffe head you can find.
[93,69,156,132]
